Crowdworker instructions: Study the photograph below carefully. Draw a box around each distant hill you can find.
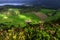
[0,0,60,9]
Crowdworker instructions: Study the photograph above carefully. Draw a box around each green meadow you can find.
[0,7,60,40]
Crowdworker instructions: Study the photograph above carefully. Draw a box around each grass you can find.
[0,8,41,27]
[0,7,60,40]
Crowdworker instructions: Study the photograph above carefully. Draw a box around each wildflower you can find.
[9,33,12,36]
[13,35,16,39]
[19,32,24,35]
[3,16,8,19]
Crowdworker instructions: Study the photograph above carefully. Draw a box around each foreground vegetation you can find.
[0,7,60,40]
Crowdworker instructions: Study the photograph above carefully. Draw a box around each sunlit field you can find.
[0,7,60,40]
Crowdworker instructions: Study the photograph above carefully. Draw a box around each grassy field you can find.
[0,7,60,40]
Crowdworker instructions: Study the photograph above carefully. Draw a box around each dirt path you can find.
[33,12,48,20]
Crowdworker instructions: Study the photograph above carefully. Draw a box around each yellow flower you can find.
[9,33,12,36]
[19,32,24,35]
[8,30,12,32]
[3,16,8,19]
[19,32,25,40]
[5,36,9,40]
[13,35,16,39]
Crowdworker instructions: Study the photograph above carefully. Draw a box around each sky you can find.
[0,0,38,3]
[0,0,38,6]
[0,0,60,8]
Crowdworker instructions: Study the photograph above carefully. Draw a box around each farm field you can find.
[0,7,60,40]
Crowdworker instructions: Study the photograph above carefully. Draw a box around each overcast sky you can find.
[0,0,38,3]
[0,0,60,8]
